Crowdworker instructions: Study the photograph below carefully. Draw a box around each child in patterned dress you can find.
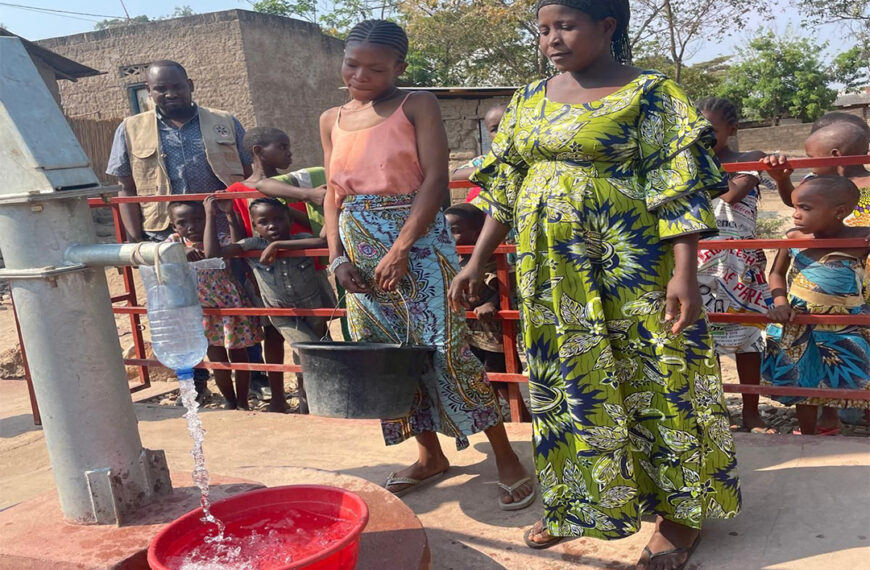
[166,199,263,410]
[695,97,774,433]
[762,176,870,435]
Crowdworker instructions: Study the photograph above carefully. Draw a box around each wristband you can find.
[328,255,350,274]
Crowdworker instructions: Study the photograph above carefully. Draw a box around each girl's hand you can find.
[185,247,205,261]
[449,264,484,313]
[474,301,498,320]
[760,154,793,183]
[665,271,702,334]
[259,242,281,264]
[203,194,217,215]
[334,262,368,293]
[374,248,409,292]
[767,303,794,324]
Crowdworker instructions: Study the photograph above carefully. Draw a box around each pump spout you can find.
[66,241,188,267]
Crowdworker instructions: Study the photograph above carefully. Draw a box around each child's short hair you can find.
[695,97,739,125]
[445,203,486,230]
[811,112,870,139]
[249,197,288,214]
[243,127,288,158]
[167,200,204,217]
[800,175,860,207]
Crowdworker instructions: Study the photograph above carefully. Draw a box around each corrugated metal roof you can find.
[0,29,101,81]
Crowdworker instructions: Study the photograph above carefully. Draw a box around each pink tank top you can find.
[329,94,425,206]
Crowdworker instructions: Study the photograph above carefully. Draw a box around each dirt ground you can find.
[1,188,867,435]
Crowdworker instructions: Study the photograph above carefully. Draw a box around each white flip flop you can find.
[497,476,536,511]
[384,468,449,498]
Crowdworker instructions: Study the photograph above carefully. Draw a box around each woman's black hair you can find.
[536,0,632,64]
[444,203,486,230]
[345,19,409,62]
[695,97,739,126]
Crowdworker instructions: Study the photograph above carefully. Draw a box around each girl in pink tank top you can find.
[319,19,535,513]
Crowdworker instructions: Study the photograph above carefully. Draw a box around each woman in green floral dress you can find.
[449,1,740,568]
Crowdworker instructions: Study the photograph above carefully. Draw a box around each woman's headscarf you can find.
[536,0,632,64]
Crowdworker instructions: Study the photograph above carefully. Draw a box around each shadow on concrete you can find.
[424,527,635,569]
[0,414,41,438]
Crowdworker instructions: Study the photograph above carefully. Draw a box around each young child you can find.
[166,200,263,410]
[763,118,870,226]
[762,176,870,435]
[205,197,329,414]
[444,203,530,421]
[227,127,324,239]
[451,104,507,203]
[695,97,774,433]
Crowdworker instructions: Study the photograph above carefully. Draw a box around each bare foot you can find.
[743,412,776,434]
[636,517,700,570]
[385,458,450,495]
[267,400,289,413]
[496,456,534,506]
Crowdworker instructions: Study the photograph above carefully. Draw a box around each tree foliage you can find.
[718,32,842,125]
[249,0,397,35]
[630,0,765,83]
[634,55,729,101]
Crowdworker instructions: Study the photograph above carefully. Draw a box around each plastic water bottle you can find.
[140,261,208,379]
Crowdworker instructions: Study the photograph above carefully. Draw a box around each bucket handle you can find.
[324,286,414,346]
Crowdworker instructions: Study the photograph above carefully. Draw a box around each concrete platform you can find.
[2,379,868,569]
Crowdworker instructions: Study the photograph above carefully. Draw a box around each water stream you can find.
[178,379,226,541]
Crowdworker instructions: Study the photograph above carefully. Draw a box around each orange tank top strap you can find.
[329,92,425,205]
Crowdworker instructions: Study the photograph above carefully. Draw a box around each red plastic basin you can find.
[148,485,369,570]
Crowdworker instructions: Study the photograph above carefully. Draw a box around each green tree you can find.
[249,0,397,34]
[633,54,729,101]
[719,32,839,124]
[630,0,765,83]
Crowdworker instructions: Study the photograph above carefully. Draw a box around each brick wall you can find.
[238,11,345,168]
[37,11,255,126]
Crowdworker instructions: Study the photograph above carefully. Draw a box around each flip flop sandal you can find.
[750,426,778,434]
[641,534,701,570]
[792,427,841,436]
[384,469,448,498]
[523,522,564,550]
[497,476,536,511]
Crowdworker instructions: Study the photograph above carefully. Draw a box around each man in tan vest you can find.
[107,60,252,241]
[107,60,254,401]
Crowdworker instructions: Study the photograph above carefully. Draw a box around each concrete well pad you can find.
[2,379,869,569]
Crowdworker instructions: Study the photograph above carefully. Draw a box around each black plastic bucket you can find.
[292,341,435,419]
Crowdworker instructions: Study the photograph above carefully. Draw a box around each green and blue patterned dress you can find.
[472,72,741,539]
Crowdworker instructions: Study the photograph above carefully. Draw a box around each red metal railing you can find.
[12,155,870,425]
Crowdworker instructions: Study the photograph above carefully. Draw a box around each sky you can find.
[0,0,846,64]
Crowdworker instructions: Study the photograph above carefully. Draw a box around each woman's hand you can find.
[374,248,410,292]
[334,262,368,293]
[767,302,794,324]
[449,264,484,314]
[665,271,702,335]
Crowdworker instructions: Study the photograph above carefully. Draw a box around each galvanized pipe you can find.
[66,241,187,267]
[0,194,170,525]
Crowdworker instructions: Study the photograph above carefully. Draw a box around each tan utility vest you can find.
[123,106,245,231]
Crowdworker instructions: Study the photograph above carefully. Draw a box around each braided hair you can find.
[345,19,409,62]
[536,0,631,63]
[695,97,739,126]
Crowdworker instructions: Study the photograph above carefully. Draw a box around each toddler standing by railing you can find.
[762,176,870,435]
[166,199,263,410]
